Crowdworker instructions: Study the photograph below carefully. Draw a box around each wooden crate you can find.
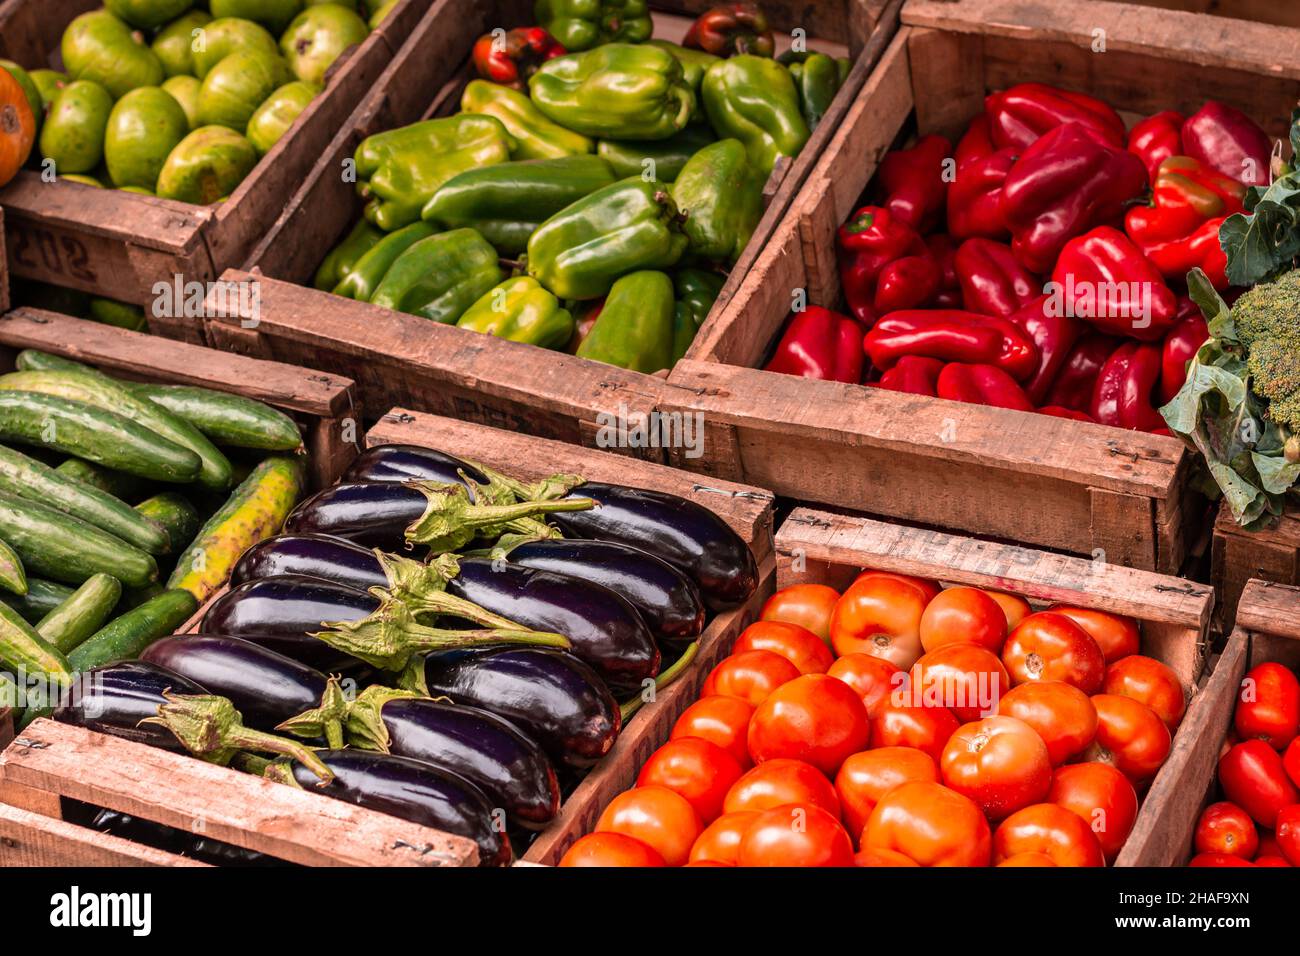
[663,0,1300,573]
[364,409,776,865]
[0,0,431,340]
[1212,502,1300,634]
[0,307,361,489]
[202,0,899,456]
[0,206,8,314]
[1131,579,1300,866]
[1121,0,1300,27]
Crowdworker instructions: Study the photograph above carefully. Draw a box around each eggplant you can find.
[283,482,428,550]
[344,444,488,487]
[421,646,620,770]
[78,806,287,867]
[353,692,560,830]
[503,538,705,646]
[231,533,392,591]
[201,574,379,657]
[286,749,510,867]
[51,660,207,752]
[446,558,659,692]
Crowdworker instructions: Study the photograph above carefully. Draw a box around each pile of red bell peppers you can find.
[764,83,1271,431]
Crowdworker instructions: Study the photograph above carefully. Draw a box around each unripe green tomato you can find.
[156,125,258,204]
[281,4,369,86]
[196,51,293,131]
[40,80,113,174]
[162,76,202,130]
[190,17,280,78]
[61,10,165,99]
[151,10,212,77]
[105,86,190,190]
[246,81,318,154]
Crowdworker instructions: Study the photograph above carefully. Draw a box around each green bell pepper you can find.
[647,40,718,121]
[672,138,764,264]
[672,268,725,360]
[333,221,438,301]
[526,177,689,300]
[702,55,810,175]
[369,228,505,323]
[787,53,844,130]
[422,155,617,257]
[534,0,653,52]
[597,124,716,182]
[315,219,385,291]
[576,270,674,373]
[529,43,695,141]
[460,80,593,161]
[355,115,516,231]
[457,276,575,350]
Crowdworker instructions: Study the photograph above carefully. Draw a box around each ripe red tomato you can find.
[761,584,841,645]
[1257,830,1284,858]
[998,680,1097,766]
[1275,805,1300,866]
[1235,662,1300,751]
[827,653,902,718]
[909,643,1009,722]
[733,620,835,675]
[985,591,1031,631]
[918,586,1008,654]
[1049,605,1140,664]
[835,747,938,844]
[747,673,871,775]
[724,758,841,818]
[863,781,992,867]
[596,785,703,867]
[1193,801,1259,860]
[559,832,665,867]
[993,803,1105,867]
[1252,855,1291,867]
[737,803,854,867]
[1218,739,1300,828]
[854,570,942,602]
[1048,761,1138,862]
[870,697,960,763]
[689,810,759,865]
[1083,694,1171,786]
[829,575,928,668]
[672,695,755,768]
[854,846,920,866]
[997,852,1058,867]
[1103,655,1186,731]
[1287,738,1300,790]
[637,737,744,823]
[1189,853,1254,867]
[1002,612,1106,693]
[701,649,800,706]
[940,715,1053,821]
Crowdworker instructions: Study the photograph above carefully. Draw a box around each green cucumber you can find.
[135,492,201,556]
[0,445,169,553]
[56,458,152,501]
[0,370,232,490]
[0,536,26,595]
[0,600,73,681]
[36,573,122,653]
[0,392,200,482]
[0,490,158,588]
[129,383,303,451]
[69,588,197,670]
[15,350,89,373]
[7,578,74,624]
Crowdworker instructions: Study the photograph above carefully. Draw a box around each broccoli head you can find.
[1232,269,1300,431]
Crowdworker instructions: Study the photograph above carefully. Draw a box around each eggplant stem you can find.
[390,588,526,630]
[619,641,699,722]
[226,725,334,783]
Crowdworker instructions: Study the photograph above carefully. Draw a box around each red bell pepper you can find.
[1127,110,1185,183]
[948,118,1016,241]
[936,363,1035,412]
[1000,123,1148,274]
[862,310,1039,382]
[1124,155,1246,289]
[1181,101,1271,188]
[1044,333,1122,412]
[955,115,998,168]
[954,238,1039,317]
[1090,341,1166,431]
[1050,226,1179,341]
[984,82,1126,151]
[1038,406,1096,423]
[683,3,775,57]
[875,135,952,233]
[926,234,962,308]
[1159,304,1209,404]
[1007,295,1083,406]
[872,355,944,397]
[472,27,567,90]
[837,206,938,324]
[764,306,864,383]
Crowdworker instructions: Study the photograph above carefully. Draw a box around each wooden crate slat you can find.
[1233,578,1300,642]
[0,802,207,867]
[1212,503,1300,631]
[0,206,7,314]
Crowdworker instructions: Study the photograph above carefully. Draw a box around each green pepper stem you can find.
[619,641,699,722]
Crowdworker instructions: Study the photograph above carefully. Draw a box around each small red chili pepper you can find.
[984,82,1126,151]
[1049,226,1180,341]
[1127,110,1186,183]
[1159,303,1209,404]
[954,238,1040,317]
[1090,341,1166,431]
[764,306,864,384]
[1181,101,1271,187]
[472,27,567,90]
[936,363,1035,412]
[875,135,953,234]
[862,310,1039,382]
[683,3,775,57]
[1007,295,1084,406]
[872,355,944,397]
[1044,333,1123,412]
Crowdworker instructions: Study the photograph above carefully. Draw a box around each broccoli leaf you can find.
[1220,172,1300,287]
[1186,267,1236,339]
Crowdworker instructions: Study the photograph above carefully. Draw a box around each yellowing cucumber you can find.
[0,536,26,595]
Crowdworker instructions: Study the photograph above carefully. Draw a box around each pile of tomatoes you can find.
[559,570,1186,867]
[1189,659,1300,867]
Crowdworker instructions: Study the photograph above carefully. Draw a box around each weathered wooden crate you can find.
[0,206,8,315]
[202,0,898,455]
[663,0,1300,573]
[1132,579,1300,866]
[1212,503,1300,634]
[1121,0,1300,27]
[0,0,431,341]
[364,409,776,865]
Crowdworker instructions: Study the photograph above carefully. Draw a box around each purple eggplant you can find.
[77,805,287,867]
[421,646,620,770]
[283,749,510,867]
[344,444,488,487]
[446,558,659,692]
[51,660,207,752]
[202,574,378,642]
[283,482,427,550]
[231,533,392,591]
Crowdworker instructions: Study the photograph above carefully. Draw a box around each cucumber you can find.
[0,392,201,482]
[0,490,158,588]
[135,492,201,556]
[15,350,89,373]
[0,370,232,490]
[0,600,73,681]
[7,578,73,624]
[0,536,26,595]
[56,458,152,502]
[0,445,169,553]
[129,383,303,451]
[169,455,304,602]
[36,573,122,653]
[69,588,198,671]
